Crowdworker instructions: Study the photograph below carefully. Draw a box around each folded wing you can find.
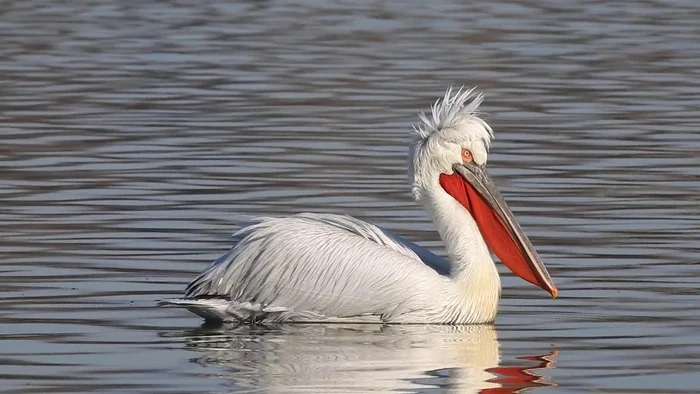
[177,213,449,322]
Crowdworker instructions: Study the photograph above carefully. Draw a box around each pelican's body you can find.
[161,87,557,324]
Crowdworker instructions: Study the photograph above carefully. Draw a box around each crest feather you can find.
[412,86,493,148]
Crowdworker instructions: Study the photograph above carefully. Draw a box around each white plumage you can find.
[160,86,556,324]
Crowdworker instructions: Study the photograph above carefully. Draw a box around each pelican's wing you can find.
[295,213,450,275]
[177,213,450,322]
[378,228,451,276]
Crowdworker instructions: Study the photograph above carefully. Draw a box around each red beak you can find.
[440,166,557,297]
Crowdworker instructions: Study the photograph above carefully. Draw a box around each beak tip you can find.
[550,287,559,299]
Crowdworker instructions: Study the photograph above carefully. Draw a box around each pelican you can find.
[160,86,558,324]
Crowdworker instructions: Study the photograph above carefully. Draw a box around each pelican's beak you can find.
[440,163,558,298]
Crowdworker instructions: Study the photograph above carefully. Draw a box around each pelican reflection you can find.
[164,324,557,393]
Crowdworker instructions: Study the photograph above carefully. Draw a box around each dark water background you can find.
[1,1,698,393]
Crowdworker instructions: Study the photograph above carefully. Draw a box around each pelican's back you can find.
[161,213,449,323]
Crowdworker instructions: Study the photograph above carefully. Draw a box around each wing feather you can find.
[183,213,450,321]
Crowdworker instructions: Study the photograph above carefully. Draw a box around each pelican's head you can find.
[408,86,557,298]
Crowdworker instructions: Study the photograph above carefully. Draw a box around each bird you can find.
[159,86,558,325]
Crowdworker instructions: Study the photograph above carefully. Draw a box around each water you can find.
[1,0,698,392]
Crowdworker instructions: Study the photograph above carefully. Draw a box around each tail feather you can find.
[158,298,232,322]
[158,298,296,323]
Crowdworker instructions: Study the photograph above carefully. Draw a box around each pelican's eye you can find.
[461,148,473,163]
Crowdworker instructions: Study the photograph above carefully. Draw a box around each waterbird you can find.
[160,86,558,324]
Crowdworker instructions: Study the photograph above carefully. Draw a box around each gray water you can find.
[1,1,699,393]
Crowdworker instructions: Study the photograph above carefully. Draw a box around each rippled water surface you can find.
[1,1,699,393]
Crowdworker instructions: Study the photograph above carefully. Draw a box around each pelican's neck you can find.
[422,183,501,320]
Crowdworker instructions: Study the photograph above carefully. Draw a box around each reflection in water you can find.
[484,351,557,394]
[164,324,556,393]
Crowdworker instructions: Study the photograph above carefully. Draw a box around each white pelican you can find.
[160,86,558,324]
